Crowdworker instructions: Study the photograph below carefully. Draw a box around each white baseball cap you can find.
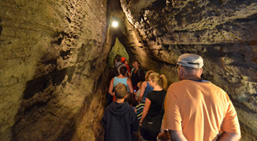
[177,53,204,68]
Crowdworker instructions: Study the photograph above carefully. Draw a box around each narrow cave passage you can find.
[108,38,130,67]
[0,0,256,141]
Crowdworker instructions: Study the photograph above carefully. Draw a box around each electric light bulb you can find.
[112,21,118,28]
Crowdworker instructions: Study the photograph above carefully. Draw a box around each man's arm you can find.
[220,94,241,141]
[169,130,188,141]
[217,132,241,141]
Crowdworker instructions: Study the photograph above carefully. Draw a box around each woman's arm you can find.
[127,78,134,94]
[136,81,147,102]
[108,78,114,96]
[140,98,151,125]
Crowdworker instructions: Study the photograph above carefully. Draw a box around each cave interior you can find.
[0,0,256,140]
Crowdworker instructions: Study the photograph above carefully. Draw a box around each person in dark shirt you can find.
[102,83,139,141]
[131,60,145,91]
[139,72,167,140]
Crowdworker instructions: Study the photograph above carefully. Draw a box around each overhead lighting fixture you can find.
[112,20,119,28]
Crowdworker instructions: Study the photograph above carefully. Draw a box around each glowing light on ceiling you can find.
[112,21,119,28]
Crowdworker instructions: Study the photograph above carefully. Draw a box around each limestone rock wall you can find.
[0,0,109,140]
[120,0,257,140]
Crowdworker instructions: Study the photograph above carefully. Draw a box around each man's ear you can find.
[179,67,183,76]
[198,68,203,76]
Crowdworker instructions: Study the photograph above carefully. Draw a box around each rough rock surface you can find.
[0,0,257,140]
[119,0,257,140]
[0,0,109,140]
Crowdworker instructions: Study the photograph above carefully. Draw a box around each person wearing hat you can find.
[161,53,241,141]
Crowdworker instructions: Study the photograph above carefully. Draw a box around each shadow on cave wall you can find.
[10,42,77,140]
[11,60,58,140]
[10,35,109,140]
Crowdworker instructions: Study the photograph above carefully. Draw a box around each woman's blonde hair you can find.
[145,70,154,81]
[149,72,168,89]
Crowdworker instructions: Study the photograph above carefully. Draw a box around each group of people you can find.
[107,55,145,105]
[102,53,241,141]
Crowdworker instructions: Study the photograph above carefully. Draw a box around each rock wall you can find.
[120,0,257,140]
[0,0,256,140]
[0,0,109,140]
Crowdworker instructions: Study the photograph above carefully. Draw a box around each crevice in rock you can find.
[22,64,68,100]
[60,50,71,60]
[0,25,2,36]
[0,17,2,35]
[233,13,257,22]
[51,32,69,45]
[22,75,51,99]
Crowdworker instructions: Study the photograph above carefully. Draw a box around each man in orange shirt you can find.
[162,53,241,141]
